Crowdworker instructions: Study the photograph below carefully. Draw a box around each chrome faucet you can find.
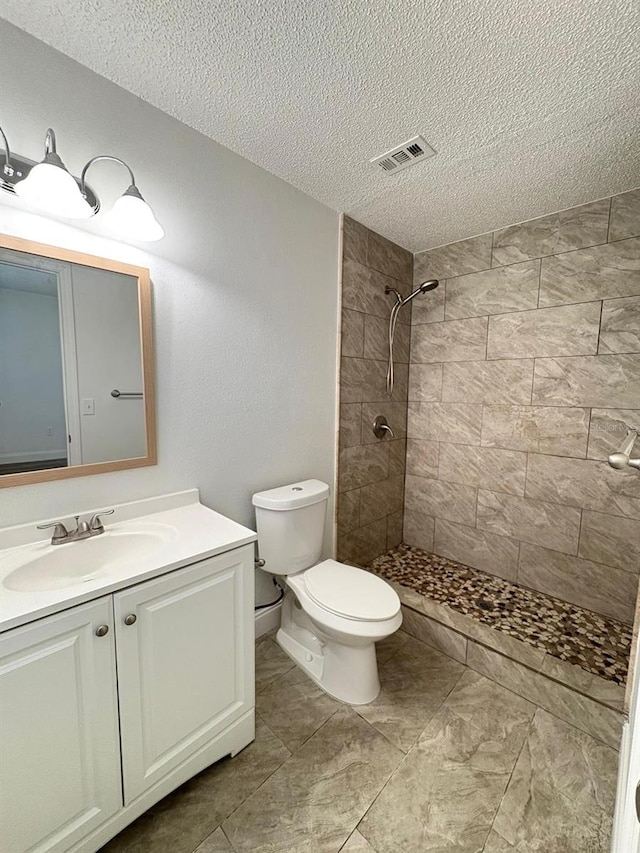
[37,509,115,545]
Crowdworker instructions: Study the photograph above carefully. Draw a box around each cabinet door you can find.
[0,598,122,853]
[114,545,254,803]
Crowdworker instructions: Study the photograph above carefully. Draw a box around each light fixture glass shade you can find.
[15,158,93,219]
[103,186,164,242]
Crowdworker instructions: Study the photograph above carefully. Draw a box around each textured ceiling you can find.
[1,0,639,251]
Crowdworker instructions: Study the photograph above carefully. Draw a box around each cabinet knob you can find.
[95,624,109,637]
[124,613,137,626]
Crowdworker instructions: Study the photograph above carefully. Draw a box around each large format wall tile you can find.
[386,510,403,550]
[340,357,366,403]
[359,475,405,526]
[434,519,520,582]
[342,357,409,403]
[608,188,640,242]
[476,489,581,555]
[364,313,410,362]
[405,475,477,526]
[414,233,493,281]
[410,283,445,324]
[538,236,640,307]
[388,438,407,476]
[343,215,368,266]
[342,259,408,319]
[579,510,640,574]
[487,302,601,359]
[367,229,412,283]
[341,309,364,358]
[444,260,540,320]
[337,489,360,534]
[599,296,640,354]
[587,408,640,459]
[337,518,388,565]
[465,642,622,748]
[442,359,534,404]
[403,510,435,552]
[406,438,439,478]
[365,358,409,403]
[532,354,640,408]
[411,316,488,363]
[408,362,443,401]
[492,199,610,266]
[339,403,362,448]
[338,444,389,492]
[525,453,640,520]
[438,443,527,496]
[408,401,482,444]
[481,405,589,457]
[518,543,637,623]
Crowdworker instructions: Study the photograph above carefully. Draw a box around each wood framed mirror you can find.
[0,234,156,488]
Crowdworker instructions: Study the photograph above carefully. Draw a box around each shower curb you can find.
[378,576,625,750]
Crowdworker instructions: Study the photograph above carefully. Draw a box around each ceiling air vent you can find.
[370,135,436,175]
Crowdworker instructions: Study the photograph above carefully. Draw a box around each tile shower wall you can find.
[407,188,640,624]
[336,217,413,565]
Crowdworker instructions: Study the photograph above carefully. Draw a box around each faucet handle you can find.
[89,509,115,532]
[36,521,69,544]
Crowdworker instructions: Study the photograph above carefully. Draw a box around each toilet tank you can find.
[252,479,330,576]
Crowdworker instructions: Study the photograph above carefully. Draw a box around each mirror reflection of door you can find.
[0,249,145,476]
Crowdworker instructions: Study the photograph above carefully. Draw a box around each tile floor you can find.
[101,629,619,853]
[369,544,632,685]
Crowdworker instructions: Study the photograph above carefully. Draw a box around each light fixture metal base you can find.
[2,152,100,214]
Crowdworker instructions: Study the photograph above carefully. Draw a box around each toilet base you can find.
[276,593,381,705]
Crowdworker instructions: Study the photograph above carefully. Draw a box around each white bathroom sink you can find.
[3,526,176,592]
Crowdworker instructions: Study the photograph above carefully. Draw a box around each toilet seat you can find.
[302,559,400,622]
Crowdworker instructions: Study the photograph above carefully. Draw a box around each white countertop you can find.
[0,490,257,633]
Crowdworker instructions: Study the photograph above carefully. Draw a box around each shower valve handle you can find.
[373,415,395,440]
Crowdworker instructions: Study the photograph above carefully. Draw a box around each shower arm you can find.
[608,427,640,471]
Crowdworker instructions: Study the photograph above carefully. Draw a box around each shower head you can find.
[400,279,439,305]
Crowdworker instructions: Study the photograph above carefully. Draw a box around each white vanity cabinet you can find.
[115,546,255,803]
[0,543,255,853]
[0,597,122,853]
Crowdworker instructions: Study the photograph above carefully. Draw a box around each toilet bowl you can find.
[252,480,401,704]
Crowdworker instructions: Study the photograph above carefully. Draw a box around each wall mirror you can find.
[0,234,156,488]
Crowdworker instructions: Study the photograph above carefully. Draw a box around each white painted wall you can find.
[71,266,146,464]
[0,21,340,553]
[0,286,67,463]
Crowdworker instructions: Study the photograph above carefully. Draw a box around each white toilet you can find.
[252,479,402,704]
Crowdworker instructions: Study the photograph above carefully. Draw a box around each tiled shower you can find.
[338,188,639,618]
[336,189,640,739]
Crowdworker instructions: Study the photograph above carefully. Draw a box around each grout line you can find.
[597,298,604,356]
[488,724,532,843]
[606,195,614,244]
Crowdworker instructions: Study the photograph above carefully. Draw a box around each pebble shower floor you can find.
[368,544,632,686]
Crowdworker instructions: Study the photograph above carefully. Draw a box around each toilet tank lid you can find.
[252,479,330,511]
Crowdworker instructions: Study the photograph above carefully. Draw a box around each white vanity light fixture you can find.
[81,155,164,242]
[0,125,164,242]
[13,129,94,219]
